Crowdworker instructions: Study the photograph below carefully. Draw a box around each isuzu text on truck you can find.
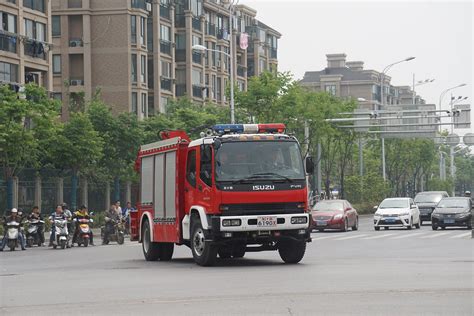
[130,124,313,266]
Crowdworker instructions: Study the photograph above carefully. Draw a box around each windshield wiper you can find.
[231,173,293,184]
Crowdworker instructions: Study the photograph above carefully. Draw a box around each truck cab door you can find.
[184,149,197,213]
[196,144,214,211]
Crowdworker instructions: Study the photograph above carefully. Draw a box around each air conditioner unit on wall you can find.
[146,2,152,11]
[70,79,83,86]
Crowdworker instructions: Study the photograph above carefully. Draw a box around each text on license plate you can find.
[385,218,396,223]
[257,216,277,227]
[316,220,327,226]
[444,219,455,224]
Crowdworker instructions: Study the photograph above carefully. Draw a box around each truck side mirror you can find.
[305,156,314,174]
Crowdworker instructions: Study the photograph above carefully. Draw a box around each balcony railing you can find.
[192,17,201,31]
[161,77,172,91]
[24,39,47,60]
[237,65,245,77]
[175,49,186,62]
[159,4,170,20]
[192,52,202,64]
[0,32,17,54]
[175,15,185,28]
[270,48,277,59]
[69,38,83,47]
[131,0,147,10]
[160,40,172,55]
[192,85,203,98]
[206,23,216,37]
[176,84,186,97]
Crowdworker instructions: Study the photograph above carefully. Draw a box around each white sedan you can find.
[373,198,421,230]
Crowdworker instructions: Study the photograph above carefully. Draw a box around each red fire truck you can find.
[130,123,313,266]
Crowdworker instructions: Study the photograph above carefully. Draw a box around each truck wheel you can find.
[191,218,217,266]
[218,247,232,259]
[142,220,160,261]
[278,239,306,264]
[159,243,174,261]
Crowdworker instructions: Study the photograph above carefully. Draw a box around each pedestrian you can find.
[122,202,135,235]
[0,208,26,251]
[115,201,122,217]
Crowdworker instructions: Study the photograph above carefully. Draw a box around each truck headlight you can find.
[291,216,308,224]
[222,219,241,227]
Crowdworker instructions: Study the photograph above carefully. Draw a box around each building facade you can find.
[300,53,425,110]
[1,0,53,92]
[49,0,280,120]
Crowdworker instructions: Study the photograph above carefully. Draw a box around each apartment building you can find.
[0,0,52,92]
[51,0,280,120]
[300,53,425,110]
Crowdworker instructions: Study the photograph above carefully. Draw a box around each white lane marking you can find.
[420,232,450,239]
[333,234,369,240]
[449,232,472,239]
[312,235,340,240]
[361,234,395,240]
[390,232,426,239]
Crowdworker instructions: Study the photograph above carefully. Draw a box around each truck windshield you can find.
[215,141,305,182]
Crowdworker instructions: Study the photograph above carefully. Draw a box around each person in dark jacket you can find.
[27,206,45,246]
[0,208,26,251]
[103,205,120,245]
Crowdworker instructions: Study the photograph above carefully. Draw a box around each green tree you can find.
[0,84,59,209]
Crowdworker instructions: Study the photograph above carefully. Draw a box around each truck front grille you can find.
[221,203,305,216]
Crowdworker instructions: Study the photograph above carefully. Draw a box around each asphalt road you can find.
[1,215,473,315]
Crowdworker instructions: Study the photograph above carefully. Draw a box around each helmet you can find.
[11,208,18,213]
[465,191,471,197]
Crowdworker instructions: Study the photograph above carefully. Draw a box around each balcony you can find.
[161,77,172,91]
[192,17,201,31]
[175,49,186,62]
[160,4,171,20]
[192,52,202,64]
[192,85,203,98]
[270,48,277,59]
[131,0,147,10]
[160,40,172,55]
[0,32,17,54]
[206,23,216,37]
[175,15,185,28]
[24,39,47,60]
[237,65,245,77]
[69,38,83,47]
[176,84,186,97]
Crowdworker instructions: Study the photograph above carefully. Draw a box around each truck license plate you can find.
[257,216,277,228]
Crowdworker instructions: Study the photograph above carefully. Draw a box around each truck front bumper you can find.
[214,213,309,232]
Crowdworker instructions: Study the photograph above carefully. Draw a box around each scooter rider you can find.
[103,205,120,245]
[27,206,45,246]
[49,205,67,247]
[72,205,95,246]
[0,208,26,251]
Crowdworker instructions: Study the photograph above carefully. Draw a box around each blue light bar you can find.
[212,124,244,134]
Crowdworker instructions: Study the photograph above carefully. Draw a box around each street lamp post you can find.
[379,57,416,181]
[192,43,235,124]
[412,75,434,105]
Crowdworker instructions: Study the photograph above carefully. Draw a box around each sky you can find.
[239,0,473,138]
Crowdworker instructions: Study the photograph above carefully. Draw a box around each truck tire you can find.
[142,220,161,261]
[159,243,174,261]
[191,218,217,266]
[278,239,306,264]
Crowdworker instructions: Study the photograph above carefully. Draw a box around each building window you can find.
[211,74,216,99]
[52,55,61,74]
[175,33,185,49]
[160,96,168,112]
[160,25,170,41]
[24,19,46,41]
[1,12,17,33]
[325,84,336,96]
[190,0,202,16]
[141,93,147,114]
[192,69,201,85]
[140,16,146,46]
[53,93,62,101]
[140,55,146,83]
[161,60,171,78]
[131,92,138,113]
[131,16,137,44]
[23,0,45,13]
[0,61,18,83]
[131,54,137,82]
[52,16,61,36]
[259,59,266,72]
[216,77,222,101]
[192,35,201,46]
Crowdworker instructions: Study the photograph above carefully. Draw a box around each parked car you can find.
[373,198,421,230]
[431,197,473,230]
[311,199,358,232]
[414,191,449,225]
